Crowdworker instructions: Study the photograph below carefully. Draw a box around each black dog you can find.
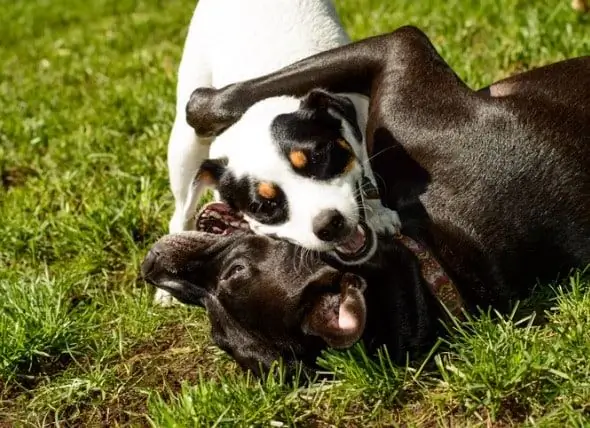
[142,202,448,376]
[143,27,590,375]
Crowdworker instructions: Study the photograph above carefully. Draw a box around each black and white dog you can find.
[164,0,400,304]
[144,27,590,375]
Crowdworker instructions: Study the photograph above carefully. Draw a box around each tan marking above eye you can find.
[289,150,307,168]
[337,138,353,153]
[197,170,215,185]
[343,156,356,173]
[258,181,277,199]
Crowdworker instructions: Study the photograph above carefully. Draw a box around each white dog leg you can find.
[360,163,402,235]
[158,6,213,306]
[167,121,213,233]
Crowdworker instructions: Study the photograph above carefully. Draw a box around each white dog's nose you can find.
[313,209,347,242]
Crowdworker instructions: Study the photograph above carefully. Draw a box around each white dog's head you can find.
[193,89,376,265]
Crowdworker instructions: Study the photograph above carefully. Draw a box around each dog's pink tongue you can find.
[336,226,366,255]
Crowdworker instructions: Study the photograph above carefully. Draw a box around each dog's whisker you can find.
[304,248,311,273]
[366,145,394,163]
[372,171,388,196]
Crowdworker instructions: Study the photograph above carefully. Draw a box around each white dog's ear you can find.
[193,157,228,189]
[300,89,362,141]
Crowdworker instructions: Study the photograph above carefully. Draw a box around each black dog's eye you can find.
[221,264,245,281]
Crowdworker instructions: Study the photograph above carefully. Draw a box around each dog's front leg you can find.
[160,7,214,306]
[167,120,213,233]
[162,121,213,306]
[361,174,402,235]
[168,6,215,235]
[185,26,470,143]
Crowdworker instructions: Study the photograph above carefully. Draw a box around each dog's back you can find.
[408,57,590,303]
[179,0,349,99]
[491,58,590,274]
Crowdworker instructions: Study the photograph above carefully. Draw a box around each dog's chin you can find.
[330,221,376,266]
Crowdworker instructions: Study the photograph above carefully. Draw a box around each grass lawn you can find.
[1,0,589,426]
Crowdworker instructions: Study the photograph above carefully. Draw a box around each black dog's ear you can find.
[194,158,228,189]
[300,89,363,142]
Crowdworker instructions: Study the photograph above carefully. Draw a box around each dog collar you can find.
[357,173,463,317]
[395,234,464,318]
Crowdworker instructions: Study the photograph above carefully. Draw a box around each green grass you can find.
[0,0,589,425]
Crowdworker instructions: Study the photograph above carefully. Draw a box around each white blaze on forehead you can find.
[209,96,300,176]
[209,95,363,250]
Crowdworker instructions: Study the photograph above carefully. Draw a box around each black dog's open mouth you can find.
[195,202,250,235]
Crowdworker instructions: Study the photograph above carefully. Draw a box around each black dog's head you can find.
[141,203,367,376]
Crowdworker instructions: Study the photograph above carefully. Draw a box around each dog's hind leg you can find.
[168,7,213,235]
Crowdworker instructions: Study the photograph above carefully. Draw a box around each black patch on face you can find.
[271,90,361,180]
[218,173,289,225]
[195,158,228,186]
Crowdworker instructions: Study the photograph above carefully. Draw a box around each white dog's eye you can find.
[311,151,324,164]
[249,200,277,215]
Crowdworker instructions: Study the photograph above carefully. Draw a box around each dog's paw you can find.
[365,201,401,235]
[153,289,181,307]
[186,86,241,138]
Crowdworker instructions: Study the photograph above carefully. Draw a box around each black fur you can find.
[219,173,289,226]
[270,89,363,180]
[272,109,355,180]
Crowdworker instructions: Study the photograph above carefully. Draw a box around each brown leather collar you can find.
[357,176,463,318]
[396,233,464,318]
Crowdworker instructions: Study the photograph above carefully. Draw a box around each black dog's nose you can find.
[313,209,346,242]
[141,248,160,281]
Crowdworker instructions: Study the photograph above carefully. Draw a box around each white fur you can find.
[162,0,400,305]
